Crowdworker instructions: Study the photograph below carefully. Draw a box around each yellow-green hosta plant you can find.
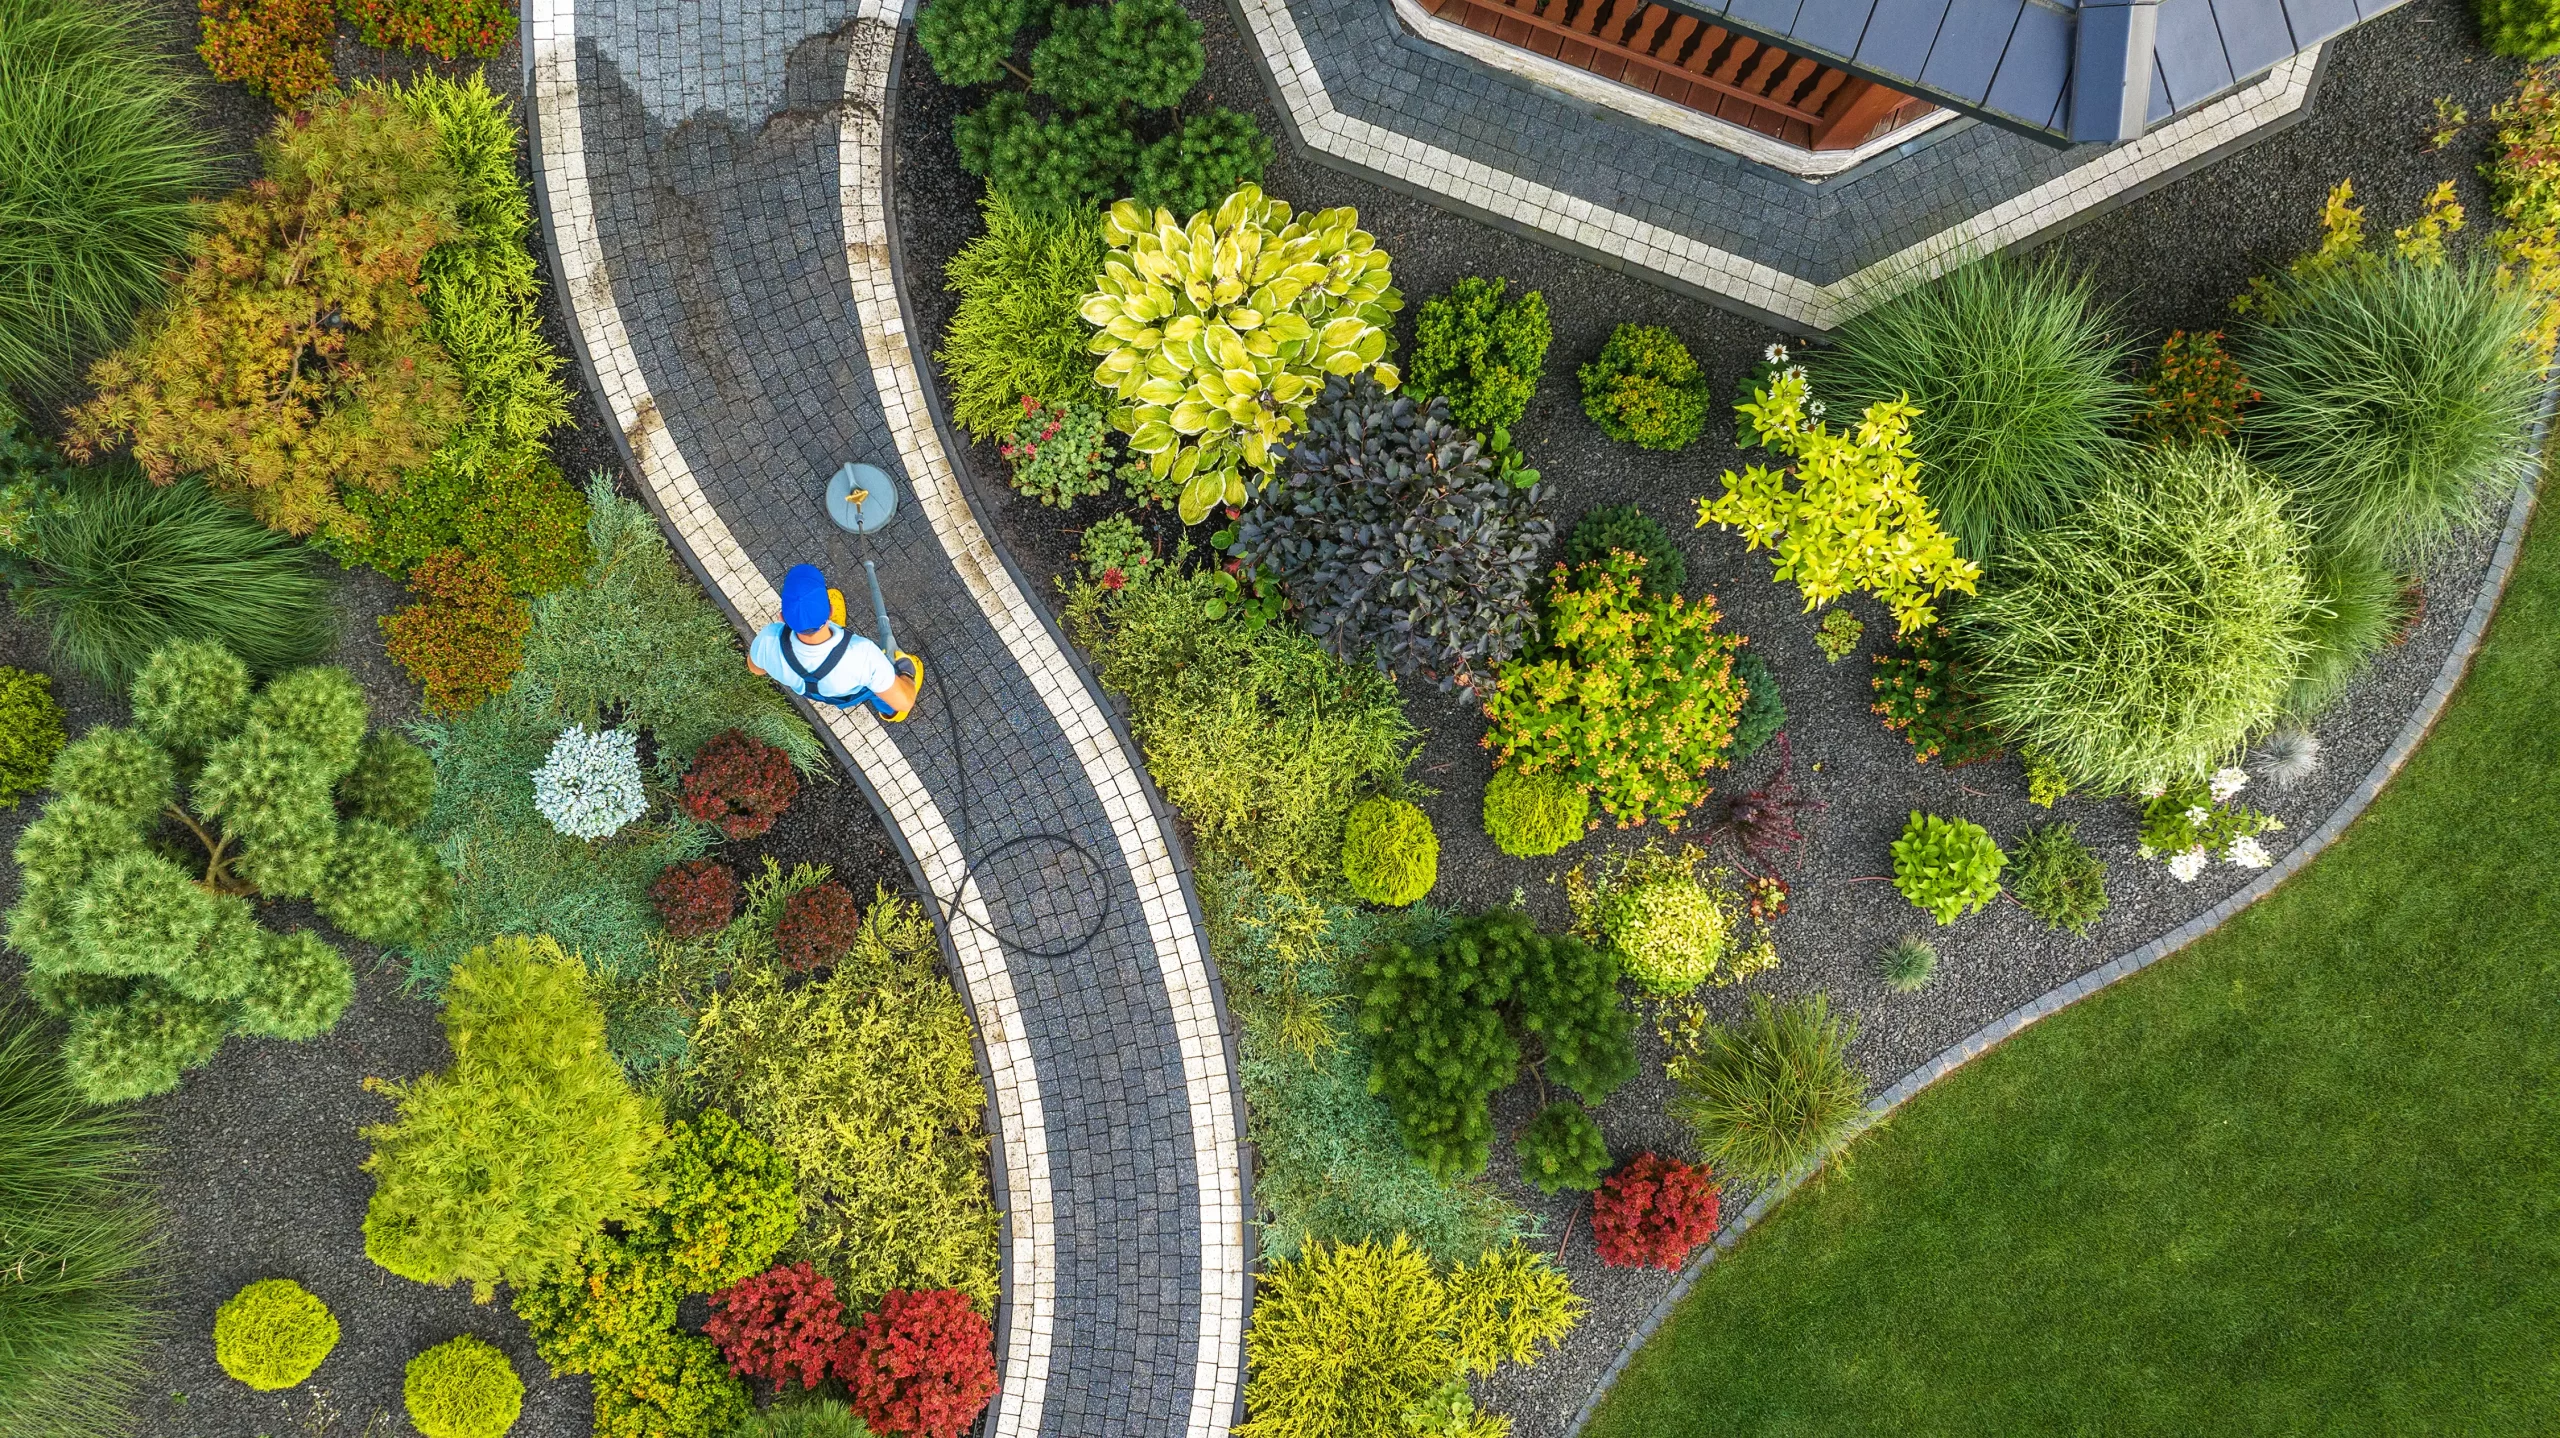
[1080,185,1402,523]
[1698,368,1981,635]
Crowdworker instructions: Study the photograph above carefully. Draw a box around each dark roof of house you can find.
[1673,0,2405,142]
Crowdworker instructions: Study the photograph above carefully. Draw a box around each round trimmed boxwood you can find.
[213,1278,339,1390]
[1341,796,1437,906]
[1482,767,1589,858]
[404,1334,523,1438]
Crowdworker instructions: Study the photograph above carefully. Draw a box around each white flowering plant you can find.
[2137,766,2281,880]
[532,725,647,841]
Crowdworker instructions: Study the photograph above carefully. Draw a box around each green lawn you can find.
[1587,491,2560,1437]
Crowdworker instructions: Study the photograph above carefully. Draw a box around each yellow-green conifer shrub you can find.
[1480,766,1587,859]
[1340,796,1436,906]
[212,1278,339,1390]
[361,935,664,1300]
[405,1334,523,1438]
[0,665,66,807]
[1238,1236,1580,1438]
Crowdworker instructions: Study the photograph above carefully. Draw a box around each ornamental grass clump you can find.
[1481,766,1589,858]
[1407,275,1551,433]
[1238,1236,1580,1438]
[2240,183,2543,564]
[1232,375,1555,695]
[1813,257,2136,560]
[1482,552,1745,830]
[1081,186,1403,523]
[1579,324,1710,450]
[361,935,665,1300]
[1340,796,1437,906]
[9,641,447,1102]
[1963,445,2310,793]
[0,1009,163,1438]
[1666,992,1867,1184]
[533,724,647,840]
[0,0,214,404]
[1357,908,1635,1180]
[1879,934,1938,993]
[1891,812,2005,925]
[1700,368,1980,636]
[212,1279,338,1391]
[2285,540,2405,719]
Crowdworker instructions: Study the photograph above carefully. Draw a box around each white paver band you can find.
[526,7,1062,1432]
[840,13,1248,1432]
[1238,0,2319,327]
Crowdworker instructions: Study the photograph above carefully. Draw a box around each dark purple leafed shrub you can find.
[776,883,864,973]
[650,860,739,940]
[1706,735,1825,874]
[1232,375,1556,697]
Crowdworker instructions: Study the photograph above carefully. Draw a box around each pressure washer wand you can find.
[862,557,896,658]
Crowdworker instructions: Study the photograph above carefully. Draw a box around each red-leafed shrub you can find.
[650,860,739,940]
[679,729,801,839]
[837,1288,998,1438]
[1591,1152,1720,1270]
[705,1261,845,1391]
[197,0,336,106]
[776,882,864,973]
[340,0,515,60]
[379,549,533,716]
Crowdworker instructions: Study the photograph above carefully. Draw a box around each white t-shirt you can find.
[751,623,896,701]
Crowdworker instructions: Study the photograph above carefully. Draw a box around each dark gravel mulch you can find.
[891,0,2531,1430]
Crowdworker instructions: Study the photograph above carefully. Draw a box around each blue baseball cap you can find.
[780,564,831,631]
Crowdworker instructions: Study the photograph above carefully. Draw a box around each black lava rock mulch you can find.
[892,0,2531,1431]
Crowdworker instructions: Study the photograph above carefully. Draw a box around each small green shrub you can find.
[196,0,335,104]
[341,732,439,830]
[2480,0,2560,55]
[0,1007,163,1438]
[916,0,1024,85]
[1562,504,1686,597]
[1067,560,1415,890]
[13,465,331,689]
[1030,0,1204,109]
[1078,513,1155,584]
[1964,446,2310,793]
[1481,767,1589,858]
[212,1278,338,1391]
[1666,992,1867,1184]
[1578,324,1709,450]
[404,1334,523,1438]
[937,191,1110,442]
[999,398,1114,508]
[1358,908,1634,1180]
[2133,329,2258,448]
[2007,822,2110,936]
[319,818,454,946]
[1869,620,2001,767]
[1880,934,1938,994]
[1483,553,1744,830]
[1892,812,2006,925]
[1408,276,1552,434]
[589,1331,751,1438]
[1565,841,1773,996]
[2285,541,2405,718]
[1206,870,1527,1263]
[1728,648,1784,763]
[953,96,1138,219]
[1130,109,1274,220]
[130,637,250,755]
[2243,254,2542,564]
[684,885,999,1315]
[0,666,66,806]
[633,1107,799,1294]
[1341,796,1437,906]
[361,935,665,1300]
[1814,257,2136,560]
[1515,1101,1609,1193]
[733,1398,876,1438]
[1238,1237,1580,1438]
[1814,607,1863,663]
[0,0,214,401]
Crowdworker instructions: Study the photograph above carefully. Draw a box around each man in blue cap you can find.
[746,563,919,720]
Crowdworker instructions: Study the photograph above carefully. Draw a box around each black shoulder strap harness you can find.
[779,626,856,693]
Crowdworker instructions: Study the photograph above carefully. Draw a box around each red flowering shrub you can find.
[704,1262,845,1391]
[1591,1153,1720,1270]
[340,0,516,59]
[837,1289,998,1438]
[650,860,740,940]
[776,882,864,973]
[679,729,801,839]
[197,0,336,106]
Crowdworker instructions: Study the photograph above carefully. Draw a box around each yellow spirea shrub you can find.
[1565,842,1774,994]
[1698,369,1980,636]
[1238,1236,1581,1438]
[212,1278,339,1390]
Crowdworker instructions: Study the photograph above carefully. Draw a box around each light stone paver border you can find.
[523,6,1068,1431]
[1564,411,2554,1434]
[1236,0,2320,327]
[838,13,1249,1435]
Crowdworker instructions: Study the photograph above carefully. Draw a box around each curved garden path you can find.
[520,5,1245,1434]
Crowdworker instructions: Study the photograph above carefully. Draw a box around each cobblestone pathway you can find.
[521,4,1246,1433]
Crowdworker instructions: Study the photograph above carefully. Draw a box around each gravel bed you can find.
[892,1,2529,1431]
[0,17,913,1433]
